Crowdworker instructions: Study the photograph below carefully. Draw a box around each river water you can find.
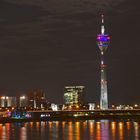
[0,120,139,140]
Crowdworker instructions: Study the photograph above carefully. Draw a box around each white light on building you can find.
[88,103,95,110]
[51,104,58,111]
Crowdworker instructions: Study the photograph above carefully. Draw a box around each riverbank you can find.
[1,109,140,123]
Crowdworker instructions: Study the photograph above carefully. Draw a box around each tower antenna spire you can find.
[101,14,104,24]
[101,14,105,35]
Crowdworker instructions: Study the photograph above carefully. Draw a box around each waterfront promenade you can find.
[1,109,140,123]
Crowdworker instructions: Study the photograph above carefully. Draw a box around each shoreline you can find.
[1,109,140,123]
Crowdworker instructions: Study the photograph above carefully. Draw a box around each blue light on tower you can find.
[97,14,110,109]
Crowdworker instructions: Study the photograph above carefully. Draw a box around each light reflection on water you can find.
[111,122,116,140]
[0,120,139,140]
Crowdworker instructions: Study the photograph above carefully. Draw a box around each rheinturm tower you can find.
[97,14,110,109]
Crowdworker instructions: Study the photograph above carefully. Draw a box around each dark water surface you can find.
[0,120,139,140]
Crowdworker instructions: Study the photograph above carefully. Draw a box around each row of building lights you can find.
[0,87,139,110]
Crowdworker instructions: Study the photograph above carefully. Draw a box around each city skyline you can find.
[0,0,140,104]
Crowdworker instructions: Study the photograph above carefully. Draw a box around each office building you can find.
[27,89,46,109]
[0,96,17,107]
[64,86,84,109]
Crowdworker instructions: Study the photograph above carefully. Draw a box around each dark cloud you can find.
[5,0,128,17]
[0,0,48,25]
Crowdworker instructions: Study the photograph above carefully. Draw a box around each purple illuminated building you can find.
[97,15,110,109]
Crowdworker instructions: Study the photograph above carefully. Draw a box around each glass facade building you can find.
[64,86,85,110]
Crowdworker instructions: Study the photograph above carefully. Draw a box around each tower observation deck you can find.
[97,14,110,109]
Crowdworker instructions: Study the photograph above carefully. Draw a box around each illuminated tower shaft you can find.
[100,52,108,109]
[97,15,110,109]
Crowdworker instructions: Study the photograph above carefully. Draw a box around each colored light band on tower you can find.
[97,35,110,41]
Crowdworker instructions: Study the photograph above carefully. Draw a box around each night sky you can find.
[0,0,140,105]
